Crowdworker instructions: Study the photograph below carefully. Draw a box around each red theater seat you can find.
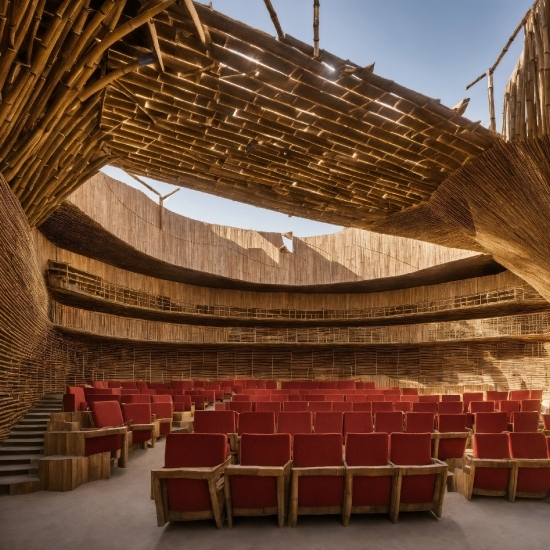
[510,411,539,432]
[63,386,87,412]
[88,401,129,467]
[277,412,313,437]
[309,402,332,413]
[486,391,508,402]
[393,401,412,413]
[418,395,440,403]
[474,412,508,433]
[441,394,461,402]
[238,412,276,435]
[289,433,345,527]
[470,401,495,413]
[121,403,155,449]
[374,411,404,434]
[194,411,237,435]
[412,402,437,414]
[174,395,192,412]
[225,433,292,528]
[497,400,520,420]
[332,401,353,413]
[520,399,541,412]
[435,414,469,463]
[508,432,550,500]
[314,412,343,434]
[343,412,373,435]
[438,401,463,414]
[372,402,394,414]
[228,402,252,413]
[509,390,530,401]
[405,412,435,433]
[389,433,447,522]
[282,401,308,412]
[456,433,513,501]
[343,432,393,525]
[254,401,281,416]
[152,433,230,528]
[463,392,484,413]
[151,402,173,437]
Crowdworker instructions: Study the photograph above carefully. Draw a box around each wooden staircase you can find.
[0,393,63,495]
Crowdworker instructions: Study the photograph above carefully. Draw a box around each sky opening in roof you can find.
[104,0,532,236]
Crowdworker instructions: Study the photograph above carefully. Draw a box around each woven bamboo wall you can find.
[34,230,526,314]
[58,173,480,287]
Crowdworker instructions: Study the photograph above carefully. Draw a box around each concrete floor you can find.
[1,440,549,550]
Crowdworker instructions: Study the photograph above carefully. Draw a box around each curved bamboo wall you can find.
[59,173,479,287]
[34,230,526,315]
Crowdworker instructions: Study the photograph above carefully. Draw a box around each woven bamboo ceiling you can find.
[0,0,497,227]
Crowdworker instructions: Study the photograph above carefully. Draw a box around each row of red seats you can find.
[151,431,447,528]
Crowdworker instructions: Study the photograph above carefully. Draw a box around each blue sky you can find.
[102,0,532,236]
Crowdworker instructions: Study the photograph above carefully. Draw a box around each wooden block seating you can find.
[224,433,292,528]
[39,453,111,492]
[151,433,231,529]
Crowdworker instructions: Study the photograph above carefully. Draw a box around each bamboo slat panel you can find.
[51,303,550,346]
[42,173,484,289]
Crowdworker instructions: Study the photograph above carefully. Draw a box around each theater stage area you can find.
[1,439,548,550]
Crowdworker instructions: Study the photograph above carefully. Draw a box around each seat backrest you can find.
[136,381,149,391]
[92,381,106,389]
[124,394,151,404]
[486,391,508,402]
[463,392,484,412]
[511,411,539,432]
[474,412,508,433]
[345,432,389,466]
[293,433,343,467]
[305,394,325,401]
[412,402,437,414]
[389,433,432,465]
[345,394,366,402]
[194,410,236,434]
[108,381,122,389]
[165,433,226,467]
[441,394,461,402]
[470,401,495,413]
[438,401,463,414]
[152,395,173,403]
[400,395,419,403]
[90,401,124,428]
[66,386,86,409]
[437,414,467,432]
[405,412,435,433]
[314,412,343,434]
[374,411,404,433]
[418,395,440,403]
[509,432,548,459]
[233,394,251,401]
[270,394,288,402]
[121,403,152,424]
[401,388,418,395]
[530,389,543,400]
[509,390,530,401]
[277,411,313,435]
[393,401,412,413]
[283,401,308,411]
[309,401,332,412]
[228,401,253,413]
[337,381,355,390]
[238,412,276,435]
[542,414,550,430]
[372,401,394,413]
[239,433,291,466]
[497,400,520,419]
[151,402,173,420]
[343,412,373,435]
[520,399,541,412]
[331,401,353,412]
[352,402,372,412]
[254,401,281,414]
[119,381,137,389]
[473,433,510,459]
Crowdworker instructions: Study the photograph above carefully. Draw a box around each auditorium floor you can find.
[1,440,549,550]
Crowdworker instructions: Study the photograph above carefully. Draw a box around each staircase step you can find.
[0,464,37,476]
[28,408,59,413]
[18,418,48,425]
[0,475,42,495]
[11,424,47,431]
[2,438,44,446]
[10,431,46,438]
[24,413,52,419]
[0,454,42,465]
[0,446,44,455]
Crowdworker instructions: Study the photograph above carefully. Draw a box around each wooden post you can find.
[313,0,320,59]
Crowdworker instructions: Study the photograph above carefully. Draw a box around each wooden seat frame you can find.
[224,460,292,527]
[151,456,231,529]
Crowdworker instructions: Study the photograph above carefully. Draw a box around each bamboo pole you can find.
[263,0,284,41]
[313,0,320,59]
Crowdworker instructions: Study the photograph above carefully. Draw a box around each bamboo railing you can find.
[47,261,543,323]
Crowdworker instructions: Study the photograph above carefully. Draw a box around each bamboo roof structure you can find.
[0,0,496,228]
